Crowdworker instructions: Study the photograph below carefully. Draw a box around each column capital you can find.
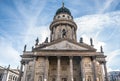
[80,56,83,59]
[103,61,107,64]
[69,56,73,59]
[91,56,96,61]
[45,56,49,59]
[20,60,24,65]
[20,60,29,65]
[57,56,61,59]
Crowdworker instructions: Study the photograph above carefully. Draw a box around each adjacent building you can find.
[108,71,120,81]
[19,3,108,81]
[0,65,19,81]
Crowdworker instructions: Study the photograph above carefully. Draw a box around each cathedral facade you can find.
[18,4,108,81]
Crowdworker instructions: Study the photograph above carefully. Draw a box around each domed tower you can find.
[20,3,108,81]
[50,3,77,42]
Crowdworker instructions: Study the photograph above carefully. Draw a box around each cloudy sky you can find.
[0,0,120,71]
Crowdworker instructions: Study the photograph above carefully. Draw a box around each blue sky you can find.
[0,0,120,71]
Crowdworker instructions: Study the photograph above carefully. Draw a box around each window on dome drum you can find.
[58,16,60,18]
[63,15,65,17]
[62,29,66,38]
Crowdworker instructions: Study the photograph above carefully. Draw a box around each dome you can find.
[56,6,71,15]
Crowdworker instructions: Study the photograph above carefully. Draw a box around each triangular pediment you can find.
[41,40,94,51]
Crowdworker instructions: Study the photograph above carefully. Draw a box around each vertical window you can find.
[74,78,76,81]
[52,78,56,81]
[62,29,66,38]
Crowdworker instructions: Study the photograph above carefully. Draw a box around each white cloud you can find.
[99,0,114,13]
[106,49,120,72]
[78,34,106,52]
[107,67,120,72]
[75,11,120,51]
[23,25,50,50]
[0,37,21,68]
[75,11,120,33]
[13,0,47,19]
[106,49,120,63]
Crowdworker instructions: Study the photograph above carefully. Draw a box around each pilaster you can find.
[92,56,97,81]
[103,61,108,81]
[44,56,49,81]
[69,56,73,81]
[80,56,83,81]
[57,56,61,81]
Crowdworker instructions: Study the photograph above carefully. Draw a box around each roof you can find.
[55,5,71,15]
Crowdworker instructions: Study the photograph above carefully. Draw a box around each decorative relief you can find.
[66,43,72,49]
[43,40,88,50]
[84,62,91,68]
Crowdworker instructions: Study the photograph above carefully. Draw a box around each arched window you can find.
[13,76,15,80]
[62,29,66,38]
[58,16,60,18]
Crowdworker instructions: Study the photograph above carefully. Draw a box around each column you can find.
[18,61,24,81]
[80,56,83,81]
[103,61,108,81]
[32,57,36,81]
[70,56,73,81]
[100,63,104,81]
[92,56,97,81]
[44,57,49,81]
[57,56,61,81]
[22,61,28,81]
